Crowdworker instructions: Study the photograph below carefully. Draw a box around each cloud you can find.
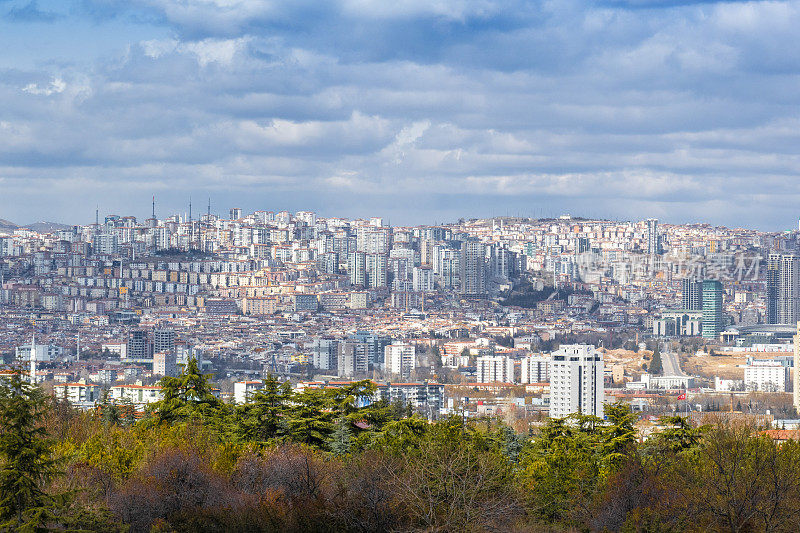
[0,0,799,229]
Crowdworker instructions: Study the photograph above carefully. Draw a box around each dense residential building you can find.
[520,354,550,384]
[549,345,604,418]
[384,342,416,379]
[337,341,369,377]
[459,240,486,298]
[476,355,514,383]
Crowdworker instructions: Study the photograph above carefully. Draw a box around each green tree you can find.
[236,374,291,442]
[328,417,354,456]
[284,388,335,447]
[650,344,663,375]
[0,372,62,529]
[149,358,222,425]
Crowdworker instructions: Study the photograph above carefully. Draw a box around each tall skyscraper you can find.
[766,253,780,324]
[365,253,388,288]
[702,279,724,339]
[646,218,660,255]
[348,251,367,287]
[459,240,487,297]
[229,208,242,220]
[549,344,604,418]
[765,253,800,325]
[793,323,800,411]
[779,254,800,324]
[681,278,703,310]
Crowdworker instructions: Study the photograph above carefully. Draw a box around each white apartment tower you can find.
[521,354,550,384]
[476,355,514,383]
[549,344,604,418]
[384,342,416,379]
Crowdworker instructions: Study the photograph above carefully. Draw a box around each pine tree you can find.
[284,389,335,447]
[151,358,221,424]
[329,417,354,456]
[0,372,61,528]
[238,373,291,442]
[650,344,663,375]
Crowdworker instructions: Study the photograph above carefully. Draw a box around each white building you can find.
[53,380,101,409]
[234,380,265,404]
[549,344,605,419]
[384,342,416,379]
[412,266,434,292]
[16,343,63,362]
[521,354,550,384]
[744,359,788,392]
[110,384,163,406]
[476,355,514,384]
[153,351,178,377]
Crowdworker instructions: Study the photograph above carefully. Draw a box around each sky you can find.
[1,0,800,229]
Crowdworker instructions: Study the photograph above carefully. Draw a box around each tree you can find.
[650,344,663,375]
[329,417,354,457]
[284,389,335,448]
[149,358,222,425]
[236,374,291,442]
[0,372,62,528]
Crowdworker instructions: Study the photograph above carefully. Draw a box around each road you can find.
[660,346,686,376]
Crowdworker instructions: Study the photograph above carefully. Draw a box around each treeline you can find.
[3,363,800,531]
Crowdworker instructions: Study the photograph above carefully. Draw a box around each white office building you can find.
[384,342,416,379]
[744,359,788,392]
[549,344,605,418]
[476,355,514,383]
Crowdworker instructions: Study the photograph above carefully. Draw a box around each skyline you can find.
[3,0,800,228]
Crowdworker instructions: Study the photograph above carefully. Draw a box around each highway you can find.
[660,346,686,376]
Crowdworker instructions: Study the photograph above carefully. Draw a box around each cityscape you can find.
[3,206,800,418]
[4,0,800,530]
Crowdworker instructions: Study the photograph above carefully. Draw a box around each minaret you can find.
[152,195,156,220]
[29,330,36,384]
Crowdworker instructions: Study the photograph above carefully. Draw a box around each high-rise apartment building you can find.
[384,342,416,379]
[229,208,242,220]
[311,338,339,371]
[549,344,604,418]
[681,278,703,310]
[153,351,177,377]
[365,253,388,288]
[153,328,176,354]
[460,240,487,297]
[476,355,514,383]
[779,254,800,324]
[765,253,800,325]
[348,251,367,287]
[646,218,660,255]
[521,354,550,384]
[127,329,153,360]
[337,341,369,377]
[766,253,780,324]
[702,279,724,339]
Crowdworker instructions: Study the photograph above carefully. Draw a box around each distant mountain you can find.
[0,218,18,232]
[24,221,72,233]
